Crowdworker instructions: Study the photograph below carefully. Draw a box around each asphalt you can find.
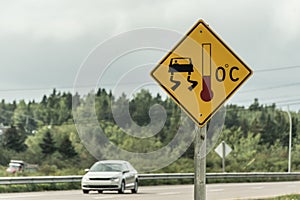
[0,181,300,200]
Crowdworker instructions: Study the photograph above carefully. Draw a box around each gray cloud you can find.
[0,0,299,110]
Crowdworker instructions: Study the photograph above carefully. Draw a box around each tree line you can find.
[0,89,300,174]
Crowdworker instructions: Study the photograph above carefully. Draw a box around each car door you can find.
[123,163,135,187]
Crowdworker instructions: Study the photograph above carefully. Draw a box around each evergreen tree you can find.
[58,137,77,158]
[0,100,16,125]
[1,126,27,152]
[72,92,81,110]
[129,89,154,126]
[39,131,56,156]
[112,93,131,128]
[249,98,261,111]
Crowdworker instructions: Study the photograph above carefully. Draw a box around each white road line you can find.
[251,186,264,190]
[93,196,118,199]
[159,192,181,195]
[0,194,42,199]
[208,189,225,192]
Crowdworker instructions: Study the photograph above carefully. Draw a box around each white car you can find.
[81,160,138,194]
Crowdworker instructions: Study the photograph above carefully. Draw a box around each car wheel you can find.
[118,181,125,194]
[131,180,138,194]
[82,189,89,194]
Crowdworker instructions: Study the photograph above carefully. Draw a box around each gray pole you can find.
[222,141,225,173]
[194,124,207,200]
[287,106,292,173]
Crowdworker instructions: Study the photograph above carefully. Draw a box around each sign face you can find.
[215,141,232,158]
[151,20,252,126]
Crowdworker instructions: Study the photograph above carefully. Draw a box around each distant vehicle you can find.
[81,160,138,194]
[6,160,38,173]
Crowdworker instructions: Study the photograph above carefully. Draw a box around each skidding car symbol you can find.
[168,57,198,91]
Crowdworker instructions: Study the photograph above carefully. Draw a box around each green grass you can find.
[0,183,81,193]
[259,194,300,200]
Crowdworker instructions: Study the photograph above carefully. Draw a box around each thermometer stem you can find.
[200,43,214,102]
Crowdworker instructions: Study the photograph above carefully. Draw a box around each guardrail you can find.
[138,172,300,180]
[1,172,300,185]
[0,175,83,185]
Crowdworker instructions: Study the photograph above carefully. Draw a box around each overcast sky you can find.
[1,0,300,111]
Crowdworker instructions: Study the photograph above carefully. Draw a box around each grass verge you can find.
[0,182,80,193]
[259,194,300,200]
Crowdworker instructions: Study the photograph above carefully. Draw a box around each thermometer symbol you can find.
[200,43,214,102]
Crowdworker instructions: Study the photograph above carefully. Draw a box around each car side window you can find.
[122,163,129,171]
[126,163,135,172]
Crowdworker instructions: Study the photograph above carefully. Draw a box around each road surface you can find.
[0,181,300,200]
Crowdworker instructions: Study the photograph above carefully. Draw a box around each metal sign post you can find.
[194,125,207,200]
[222,141,226,173]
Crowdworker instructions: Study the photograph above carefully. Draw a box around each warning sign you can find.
[151,20,252,127]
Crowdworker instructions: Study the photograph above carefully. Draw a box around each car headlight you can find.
[111,177,120,182]
[82,176,89,181]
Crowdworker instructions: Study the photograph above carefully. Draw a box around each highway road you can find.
[0,182,300,200]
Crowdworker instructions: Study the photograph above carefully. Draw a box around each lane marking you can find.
[159,192,181,195]
[251,186,264,190]
[93,196,118,199]
[208,189,225,192]
[0,194,42,199]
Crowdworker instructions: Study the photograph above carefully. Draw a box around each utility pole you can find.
[194,125,207,200]
[287,106,292,173]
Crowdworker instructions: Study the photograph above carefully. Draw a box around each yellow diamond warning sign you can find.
[151,20,253,127]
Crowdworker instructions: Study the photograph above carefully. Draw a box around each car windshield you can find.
[9,163,21,168]
[89,163,124,172]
